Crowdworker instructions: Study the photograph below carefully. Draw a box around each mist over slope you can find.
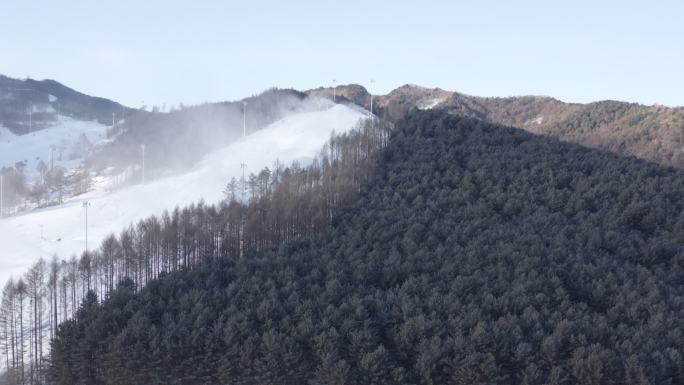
[90,88,330,178]
[0,76,353,228]
[0,103,368,284]
[0,75,335,186]
[310,84,684,169]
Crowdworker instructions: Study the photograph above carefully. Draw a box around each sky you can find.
[1,0,682,108]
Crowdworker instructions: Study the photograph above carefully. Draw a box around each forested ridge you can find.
[42,112,684,383]
[0,118,390,385]
[311,83,684,170]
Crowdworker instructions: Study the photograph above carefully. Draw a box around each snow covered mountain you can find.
[0,75,137,132]
[0,103,369,284]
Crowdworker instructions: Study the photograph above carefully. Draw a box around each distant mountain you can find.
[6,74,682,175]
[0,75,138,133]
[310,84,684,169]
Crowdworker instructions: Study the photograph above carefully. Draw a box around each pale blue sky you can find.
[1,0,682,107]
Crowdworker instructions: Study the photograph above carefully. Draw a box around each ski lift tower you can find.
[243,101,247,137]
[83,200,91,258]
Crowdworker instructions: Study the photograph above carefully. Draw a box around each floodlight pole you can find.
[141,144,146,184]
[333,79,337,103]
[369,79,375,115]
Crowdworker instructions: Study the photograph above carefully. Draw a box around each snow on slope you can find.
[0,116,107,181]
[0,103,368,284]
[418,98,445,110]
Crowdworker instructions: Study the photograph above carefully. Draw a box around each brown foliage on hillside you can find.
[311,84,684,169]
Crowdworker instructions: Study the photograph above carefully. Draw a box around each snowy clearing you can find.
[0,116,107,181]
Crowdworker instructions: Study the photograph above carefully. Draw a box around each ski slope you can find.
[0,103,369,284]
[0,116,107,182]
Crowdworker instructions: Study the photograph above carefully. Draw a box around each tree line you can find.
[0,117,390,384]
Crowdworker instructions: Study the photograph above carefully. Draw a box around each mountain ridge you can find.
[3,74,682,172]
[0,75,139,132]
[308,83,684,169]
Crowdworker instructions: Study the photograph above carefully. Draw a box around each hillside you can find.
[49,111,684,384]
[0,103,368,285]
[311,84,684,169]
[0,75,138,133]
